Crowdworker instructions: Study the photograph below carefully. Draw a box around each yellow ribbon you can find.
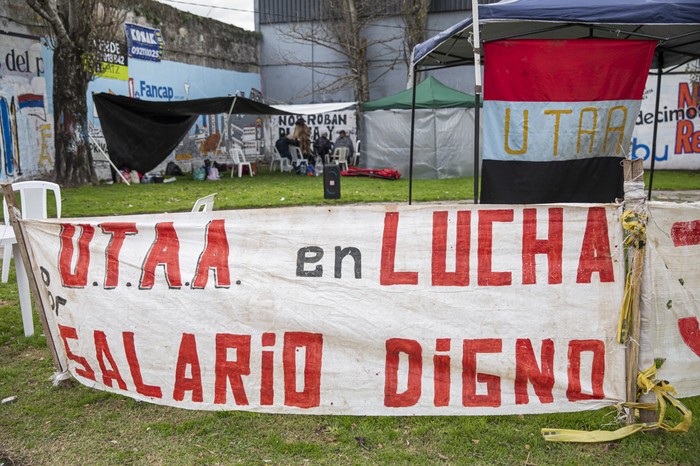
[542,365,692,443]
[617,209,648,344]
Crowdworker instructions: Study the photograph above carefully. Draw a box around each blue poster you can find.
[125,23,163,62]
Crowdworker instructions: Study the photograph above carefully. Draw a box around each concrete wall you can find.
[124,0,259,73]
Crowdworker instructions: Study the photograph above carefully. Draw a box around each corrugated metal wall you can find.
[259,0,499,24]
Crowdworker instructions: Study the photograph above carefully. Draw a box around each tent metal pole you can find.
[408,64,418,205]
[212,96,238,158]
[472,0,482,204]
[88,132,130,185]
[647,53,663,200]
[474,94,481,203]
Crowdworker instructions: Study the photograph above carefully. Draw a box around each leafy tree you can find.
[27,0,125,187]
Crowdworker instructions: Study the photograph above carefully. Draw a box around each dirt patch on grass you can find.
[0,449,28,465]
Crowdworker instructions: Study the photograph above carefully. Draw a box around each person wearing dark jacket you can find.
[334,130,355,158]
[313,132,333,163]
[275,134,299,163]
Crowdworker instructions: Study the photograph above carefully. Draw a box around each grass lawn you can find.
[1,169,699,465]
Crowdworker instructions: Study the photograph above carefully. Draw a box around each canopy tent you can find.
[414,0,700,70]
[410,0,700,203]
[362,77,478,179]
[363,76,476,111]
[271,102,355,114]
[93,93,293,174]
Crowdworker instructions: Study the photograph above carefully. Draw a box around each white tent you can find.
[361,77,479,179]
[362,109,477,179]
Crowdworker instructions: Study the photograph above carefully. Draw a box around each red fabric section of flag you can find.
[483,39,656,102]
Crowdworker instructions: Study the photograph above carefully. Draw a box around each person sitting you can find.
[275,134,299,164]
[293,117,314,166]
[334,130,355,159]
[205,159,220,180]
[313,132,333,163]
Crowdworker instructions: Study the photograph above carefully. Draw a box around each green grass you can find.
[644,169,700,191]
[1,168,699,465]
[59,170,476,218]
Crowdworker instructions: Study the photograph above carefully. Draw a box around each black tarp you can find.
[93,93,293,174]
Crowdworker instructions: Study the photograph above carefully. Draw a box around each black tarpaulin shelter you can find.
[93,93,293,174]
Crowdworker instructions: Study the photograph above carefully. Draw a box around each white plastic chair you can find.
[191,193,217,212]
[353,140,361,166]
[1,222,14,283]
[2,181,62,282]
[314,155,324,176]
[290,146,308,172]
[1,181,61,336]
[230,147,254,178]
[331,147,349,171]
[269,146,291,172]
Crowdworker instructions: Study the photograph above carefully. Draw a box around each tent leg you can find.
[88,133,130,185]
[471,0,482,204]
[647,53,663,200]
[213,96,238,158]
[474,92,481,204]
[408,65,418,205]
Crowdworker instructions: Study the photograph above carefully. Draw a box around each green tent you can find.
[362,76,476,111]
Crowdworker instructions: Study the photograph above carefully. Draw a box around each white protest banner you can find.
[643,201,700,396]
[265,104,357,151]
[22,204,626,415]
[633,74,700,170]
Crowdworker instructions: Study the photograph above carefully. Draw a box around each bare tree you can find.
[400,0,431,86]
[277,0,404,103]
[26,0,126,187]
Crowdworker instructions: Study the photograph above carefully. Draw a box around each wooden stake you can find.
[1,183,64,373]
[622,159,654,425]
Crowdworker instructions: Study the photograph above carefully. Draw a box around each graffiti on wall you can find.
[165,88,266,171]
[0,31,54,181]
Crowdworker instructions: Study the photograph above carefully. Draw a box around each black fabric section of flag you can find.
[480,158,624,204]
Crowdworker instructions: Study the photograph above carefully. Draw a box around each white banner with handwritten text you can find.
[22,204,628,415]
[643,202,700,396]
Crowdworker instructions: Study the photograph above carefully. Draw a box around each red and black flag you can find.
[480,39,656,204]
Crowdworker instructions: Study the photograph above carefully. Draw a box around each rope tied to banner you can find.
[634,364,692,433]
[621,209,647,249]
[541,364,692,442]
[617,209,648,344]
[542,204,692,443]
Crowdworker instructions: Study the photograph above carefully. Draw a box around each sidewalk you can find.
[649,190,700,203]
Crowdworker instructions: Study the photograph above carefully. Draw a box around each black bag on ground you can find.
[165,162,184,176]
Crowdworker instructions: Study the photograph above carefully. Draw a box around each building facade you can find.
[256,0,499,105]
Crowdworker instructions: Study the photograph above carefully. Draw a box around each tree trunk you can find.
[52,42,97,187]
